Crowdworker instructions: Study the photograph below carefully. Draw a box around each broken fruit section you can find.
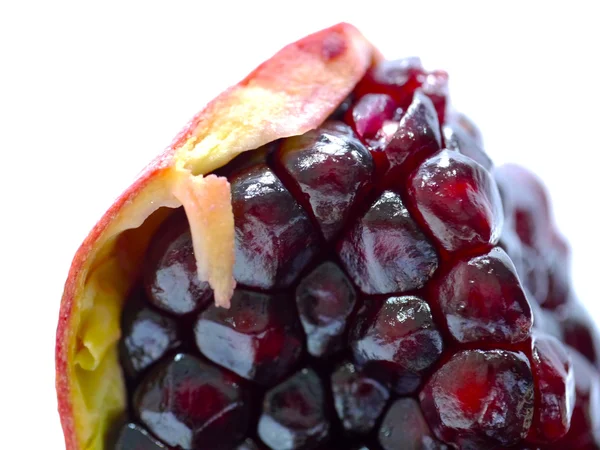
[57,24,600,450]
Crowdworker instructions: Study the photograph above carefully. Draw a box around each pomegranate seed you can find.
[119,295,181,379]
[331,362,390,433]
[134,354,249,449]
[338,190,438,295]
[276,122,374,241]
[546,350,600,449]
[430,247,532,344]
[296,261,357,357]
[420,349,534,448]
[408,149,504,254]
[144,210,212,315]
[348,93,398,141]
[351,295,443,394]
[195,289,303,385]
[384,90,442,181]
[443,117,492,170]
[379,398,448,450]
[527,333,575,443]
[355,58,426,109]
[559,301,600,369]
[420,70,450,124]
[230,164,320,289]
[258,368,330,449]
[494,164,552,248]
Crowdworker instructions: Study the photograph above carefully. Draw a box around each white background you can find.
[1,1,598,448]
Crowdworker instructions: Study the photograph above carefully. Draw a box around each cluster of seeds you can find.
[113,58,600,450]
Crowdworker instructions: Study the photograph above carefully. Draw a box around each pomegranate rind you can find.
[56,23,376,450]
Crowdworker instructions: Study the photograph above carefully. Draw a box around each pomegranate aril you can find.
[378,398,448,450]
[547,350,600,449]
[144,210,212,315]
[296,262,357,357]
[258,368,330,450]
[195,289,303,385]
[408,149,504,254]
[338,190,438,295]
[119,295,181,379]
[559,302,600,369]
[331,362,390,434]
[348,93,398,141]
[114,423,167,450]
[133,353,249,450]
[230,164,320,289]
[531,299,564,341]
[541,231,571,309]
[384,90,442,182]
[276,121,374,241]
[355,58,426,109]
[420,349,534,448]
[430,247,532,344]
[351,295,443,394]
[443,117,492,171]
[420,70,449,125]
[528,333,575,443]
[520,247,551,306]
[494,164,552,249]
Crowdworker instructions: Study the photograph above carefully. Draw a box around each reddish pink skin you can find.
[56,23,376,450]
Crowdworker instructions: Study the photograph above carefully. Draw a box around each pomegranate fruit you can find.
[57,23,600,450]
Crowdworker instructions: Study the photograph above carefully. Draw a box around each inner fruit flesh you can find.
[114,58,600,450]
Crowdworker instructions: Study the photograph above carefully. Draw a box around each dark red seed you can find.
[134,354,249,450]
[351,296,443,394]
[119,296,181,379]
[499,227,526,280]
[331,362,390,433]
[408,149,504,254]
[443,117,492,171]
[338,190,438,295]
[455,113,484,146]
[258,368,330,450]
[144,210,213,315]
[420,349,534,448]
[527,333,575,443]
[296,262,357,357]
[559,302,600,369]
[542,232,571,309]
[378,398,448,450]
[230,164,320,289]
[195,290,303,385]
[430,247,532,344]
[355,58,426,109]
[276,121,374,241]
[348,93,398,141]
[384,90,442,181]
[494,164,552,249]
[420,70,449,125]
[114,423,167,450]
[520,246,550,306]
[546,350,600,449]
[531,299,564,342]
